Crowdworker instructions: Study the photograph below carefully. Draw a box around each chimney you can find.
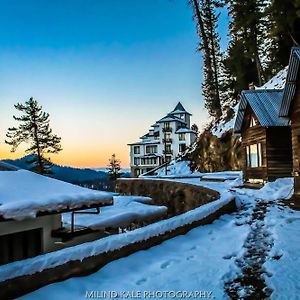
[248,82,255,90]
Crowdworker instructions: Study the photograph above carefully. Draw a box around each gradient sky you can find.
[0,0,229,168]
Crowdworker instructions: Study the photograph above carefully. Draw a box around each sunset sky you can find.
[0,0,229,168]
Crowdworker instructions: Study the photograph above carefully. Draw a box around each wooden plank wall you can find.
[266,127,293,181]
[291,81,300,194]
[241,107,268,182]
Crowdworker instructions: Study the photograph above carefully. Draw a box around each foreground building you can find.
[234,89,293,183]
[0,166,113,265]
[128,102,197,177]
[280,47,300,196]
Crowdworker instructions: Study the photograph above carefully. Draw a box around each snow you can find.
[2,172,298,299]
[63,196,168,230]
[0,170,114,221]
[22,211,247,300]
[211,104,239,138]
[256,66,288,90]
[264,204,300,299]
[175,127,195,134]
[154,160,194,177]
[0,184,234,284]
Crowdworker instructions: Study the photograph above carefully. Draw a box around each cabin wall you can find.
[266,127,293,181]
[291,81,300,194]
[0,215,61,252]
[241,109,267,182]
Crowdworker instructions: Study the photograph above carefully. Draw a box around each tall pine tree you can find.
[224,0,269,94]
[190,0,223,118]
[266,0,300,73]
[5,97,62,174]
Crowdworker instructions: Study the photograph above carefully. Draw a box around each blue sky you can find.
[0,0,229,167]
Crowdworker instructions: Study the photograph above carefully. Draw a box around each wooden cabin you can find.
[280,47,300,196]
[234,89,293,183]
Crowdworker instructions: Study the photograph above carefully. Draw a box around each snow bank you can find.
[63,196,168,230]
[211,104,239,138]
[256,66,288,90]
[0,191,234,283]
[0,170,113,220]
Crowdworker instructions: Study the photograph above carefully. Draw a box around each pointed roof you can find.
[169,102,192,115]
[234,89,289,134]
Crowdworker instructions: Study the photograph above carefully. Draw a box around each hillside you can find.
[2,155,107,183]
[182,67,288,173]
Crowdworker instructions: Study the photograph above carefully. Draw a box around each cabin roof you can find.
[234,89,289,134]
[0,169,114,221]
[280,47,300,117]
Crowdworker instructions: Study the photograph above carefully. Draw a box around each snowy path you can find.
[224,200,274,299]
[22,208,249,299]
[20,177,299,300]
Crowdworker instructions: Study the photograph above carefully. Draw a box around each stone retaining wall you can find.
[115,179,220,217]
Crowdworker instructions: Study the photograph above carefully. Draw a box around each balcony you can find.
[162,127,172,133]
[162,138,172,143]
[163,149,173,155]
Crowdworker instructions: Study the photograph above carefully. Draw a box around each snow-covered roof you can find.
[157,115,187,124]
[0,170,114,221]
[169,102,192,115]
[234,89,289,134]
[175,127,196,134]
[63,196,167,230]
[280,47,300,117]
[128,140,160,146]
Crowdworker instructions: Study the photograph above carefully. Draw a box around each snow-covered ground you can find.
[20,173,299,300]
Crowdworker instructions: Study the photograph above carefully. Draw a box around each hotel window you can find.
[179,144,187,152]
[133,146,140,154]
[250,117,257,127]
[134,157,140,165]
[146,145,157,154]
[164,122,170,129]
[246,143,262,168]
[179,133,185,141]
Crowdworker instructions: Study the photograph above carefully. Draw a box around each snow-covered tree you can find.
[5,97,62,174]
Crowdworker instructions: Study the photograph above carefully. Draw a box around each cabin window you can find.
[250,117,257,127]
[0,228,42,266]
[246,143,262,168]
[146,145,157,154]
[179,133,185,141]
[133,146,140,154]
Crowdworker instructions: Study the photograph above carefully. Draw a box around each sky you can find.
[0,0,229,168]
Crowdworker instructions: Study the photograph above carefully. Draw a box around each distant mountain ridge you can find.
[2,155,108,184]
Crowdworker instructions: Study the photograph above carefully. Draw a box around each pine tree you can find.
[5,97,62,174]
[224,0,269,93]
[266,0,300,73]
[107,154,122,181]
[190,0,223,118]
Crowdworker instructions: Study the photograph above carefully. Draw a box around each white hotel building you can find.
[128,102,197,177]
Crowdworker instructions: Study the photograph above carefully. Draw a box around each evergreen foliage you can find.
[5,97,62,174]
[107,153,122,181]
